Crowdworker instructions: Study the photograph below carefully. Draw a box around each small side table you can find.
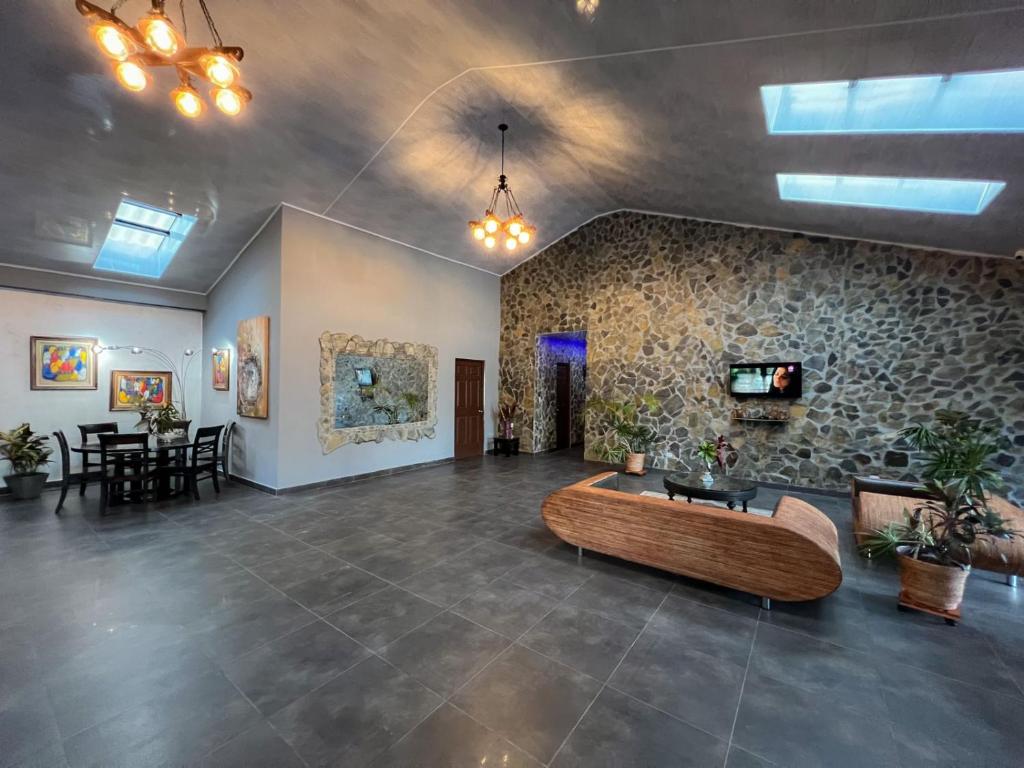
[493,437,520,457]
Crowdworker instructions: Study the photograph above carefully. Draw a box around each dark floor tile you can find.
[195,721,305,768]
[451,645,602,764]
[281,564,388,616]
[452,579,558,639]
[370,703,542,768]
[247,548,345,590]
[222,620,369,716]
[399,558,504,607]
[269,656,441,768]
[521,604,639,681]
[491,525,561,554]
[670,575,763,618]
[504,557,593,600]
[725,747,775,767]
[318,528,403,562]
[609,627,745,738]
[0,685,62,768]
[733,671,900,768]
[382,612,510,696]
[646,595,757,666]
[562,574,665,630]
[188,592,316,662]
[552,687,728,768]
[325,586,443,651]
[62,672,259,768]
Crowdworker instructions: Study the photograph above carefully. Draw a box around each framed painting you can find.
[109,370,172,411]
[237,316,269,418]
[212,349,230,391]
[30,335,98,390]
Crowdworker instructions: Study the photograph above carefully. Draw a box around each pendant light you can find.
[468,124,536,251]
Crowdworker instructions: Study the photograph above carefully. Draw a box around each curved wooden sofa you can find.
[542,472,842,603]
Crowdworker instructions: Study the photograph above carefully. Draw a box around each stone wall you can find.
[534,332,587,452]
[499,212,1024,504]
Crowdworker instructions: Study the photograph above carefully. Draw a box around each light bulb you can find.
[92,24,131,60]
[484,235,496,249]
[505,237,518,251]
[201,54,238,88]
[138,14,182,56]
[213,87,244,116]
[472,225,486,240]
[484,217,499,234]
[115,60,148,92]
[172,85,204,118]
[507,218,523,237]
[131,347,142,354]
[518,229,531,245]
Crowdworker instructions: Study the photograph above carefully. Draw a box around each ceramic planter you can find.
[3,472,47,500]
[625,452,646,475]
[898,552,969,615]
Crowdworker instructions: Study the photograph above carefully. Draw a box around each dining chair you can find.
[53,430,71,515]
[98,433,151,514]
[220,420,235,480]
[173,425,224,501]
[77,422,118,496]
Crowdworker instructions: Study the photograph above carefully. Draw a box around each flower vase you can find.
[502,420,515,439]
[701,464,715,486]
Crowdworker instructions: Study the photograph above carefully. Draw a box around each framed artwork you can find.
[110,370,172,411]
[237,316,270,418]
[212,349,230,391]
[30,335,98,390]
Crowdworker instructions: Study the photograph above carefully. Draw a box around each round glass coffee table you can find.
[663,471,758,512]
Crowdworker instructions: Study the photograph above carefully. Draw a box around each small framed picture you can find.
[30,335,98,390]
[110,370,172,411]
[212,349,230,391]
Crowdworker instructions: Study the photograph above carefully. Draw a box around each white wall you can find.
[276,206,500,489]
[201,211,283,488]
[0,287,203,481]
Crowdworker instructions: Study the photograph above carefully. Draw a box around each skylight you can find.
[775,174,1006,215]
[761,69,1024,134]
[94,199,196,278]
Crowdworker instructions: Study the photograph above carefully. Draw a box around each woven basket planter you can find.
[624,453,646,475]
[898,553,969,613]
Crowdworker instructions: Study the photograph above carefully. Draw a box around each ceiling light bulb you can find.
[201,54,238,88]
[505,237,518,251]
[172,85,204,118]
[484,235,496,249]
[115,61,149,92]
[213,87,244,116]
[518,229,531,245]
[507,218,523,237]
[484,216,499,234]
[92,23,132,60]
[471,224,486,240]
[138,14,182,56]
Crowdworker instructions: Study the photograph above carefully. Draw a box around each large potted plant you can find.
[860,481,1016,623]
[136,403,184,442]
[587,393,660,475]
[0,423,53,500]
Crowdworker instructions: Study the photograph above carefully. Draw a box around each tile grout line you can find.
[723,613,760,766]
[546,589,673,766]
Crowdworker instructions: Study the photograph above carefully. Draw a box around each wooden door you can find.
[454,359,485,459]
[555,362,571,450]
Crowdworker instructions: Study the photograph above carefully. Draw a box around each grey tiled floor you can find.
[1,450,1022,767]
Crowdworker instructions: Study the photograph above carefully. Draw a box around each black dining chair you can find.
[98,433,152,514]
[171,425,224,501]
[78,422,118,496]
[53,430,71,515]
[220,421,235,480]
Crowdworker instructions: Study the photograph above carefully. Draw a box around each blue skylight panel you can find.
[761,69,1024,134]
[775,174,1005,215]
[94,200,195,278]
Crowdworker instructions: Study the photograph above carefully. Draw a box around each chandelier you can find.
[468,124,536,252]
[74,0,251,119]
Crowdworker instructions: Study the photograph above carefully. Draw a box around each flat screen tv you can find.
[729,362,802,399]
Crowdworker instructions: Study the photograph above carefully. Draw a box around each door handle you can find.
[477,410,483,414]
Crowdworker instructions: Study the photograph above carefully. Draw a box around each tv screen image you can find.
[729,363,802,398]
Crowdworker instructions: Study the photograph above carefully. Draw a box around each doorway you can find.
[454,358,485,459]
[555,362,571,450]
[536,331,587,452]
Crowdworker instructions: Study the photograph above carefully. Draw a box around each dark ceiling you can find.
[3,1,1024,295]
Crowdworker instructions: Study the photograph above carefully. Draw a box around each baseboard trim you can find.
[229,456,457,496]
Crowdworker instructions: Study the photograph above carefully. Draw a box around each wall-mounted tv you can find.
[729,362,802,399]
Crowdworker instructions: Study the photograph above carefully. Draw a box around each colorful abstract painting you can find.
[109,370,172,411]
[30,336,98,390]
[212,349,230,391]
[237,316,269,418]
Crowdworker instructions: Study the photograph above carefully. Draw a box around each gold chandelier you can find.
[468,124,536,252]
[74,0,251,119]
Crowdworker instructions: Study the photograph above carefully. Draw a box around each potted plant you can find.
[136,403,184,442]
[693,435,738,485]
[0,423,53,500]
[860,481,1016,623]
[587,393,660,475]
[497,392,520,439]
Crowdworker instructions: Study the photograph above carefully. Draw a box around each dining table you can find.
[70,434,193,503]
